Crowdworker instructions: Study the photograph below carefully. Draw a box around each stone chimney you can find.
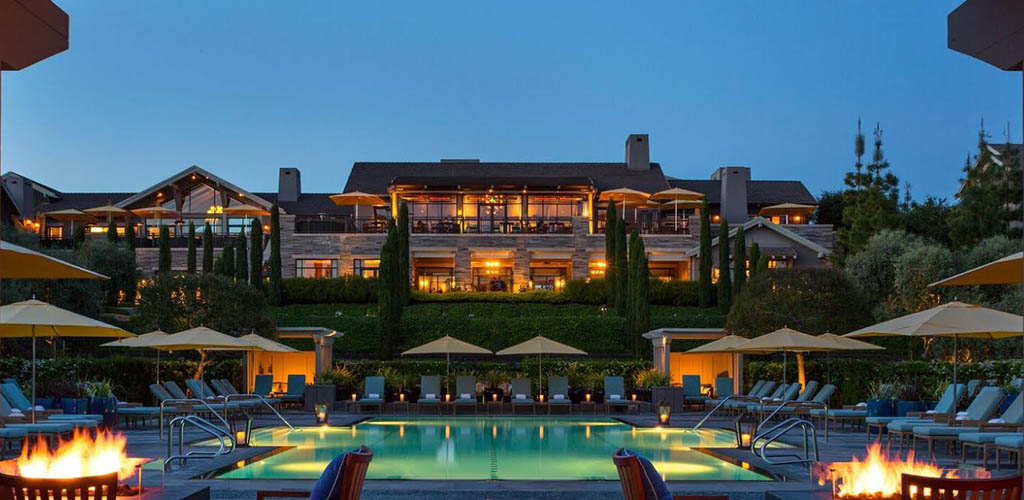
[625,134,650,171]
[278,168,301,202]
[711,166,750,224]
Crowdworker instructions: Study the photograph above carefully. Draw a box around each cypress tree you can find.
[222,240,235,278]
[717,219,732,314]
[157,225,171,274]
[697,199,713,308]
[186,222,197,274]
[614,216,629,316]
[250,219,264,291]
[235,231,248,282]
[123,222,137,302]
[627,230,650,358]
[377,219,402,359]
[756,255,769,274]
[107,220,119,244]
[733,225,747,297]
[268,203,283,306]
[604,201,618,308]
[397,202,410,305]
[748,242,761,279]
[125,222,136,251]
[73,225,86,249]
[202,223,214,273]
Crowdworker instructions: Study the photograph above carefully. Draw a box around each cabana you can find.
[642,328,741,395]
[244,327,336,394]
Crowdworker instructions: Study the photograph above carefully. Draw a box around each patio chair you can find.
[256,446,373,500]
[1,382,102,422]
[681,375,704,410]
[221,378,281,407]
[723,381,779,413]
[254,375,274,397]
[760,381,820,418]
[279,375,307,407]
[712,377,734,401]
[547,376,571,414]
[0,395,77,437]
[605,377,633,413]
[775,384,836,421]
[957,391,1024,464]
[149,384,205,415]
[510,378,535,414]
[1,426,27,456]
[416,376,441,414]
[707,379,761,409]
[736,383,789,414]
[164,381,191,400]
[358,377,385,413]
[864,383,966,437]
[613,448,729,500]
[453,376,478,415]
[906,386,1005,457]
[994,435,1024,471]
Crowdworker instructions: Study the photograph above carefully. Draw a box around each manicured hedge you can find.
[269,303,724,355]
[281,276,377,304]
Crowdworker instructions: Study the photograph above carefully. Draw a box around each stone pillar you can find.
[513,242,530,291]
[571,216,590,280]
[454,247,471,291]
[278,214,297,277]
[314,334,335,378]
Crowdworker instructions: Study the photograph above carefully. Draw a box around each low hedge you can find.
[270,303,725,355]
[281,276,377,304]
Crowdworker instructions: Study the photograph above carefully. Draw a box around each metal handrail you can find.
[751,418,820,465]
[224,393,294,430]
[760,400,829,441]
[159,397,233,438]
[693,395,760,430]
[164,415,235,470]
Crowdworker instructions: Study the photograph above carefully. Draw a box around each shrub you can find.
[136,273,276,335]
[649,280,700,306]
[281,276,377,304]
[564,279,605,305]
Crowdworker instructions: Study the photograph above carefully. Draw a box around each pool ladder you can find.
[164,415,236,470]
[750,418,820,465]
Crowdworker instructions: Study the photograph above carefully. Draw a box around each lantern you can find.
[539,394,545,402]
[231,416,254,447]
[657,401,671,425]
[631,394,637,402]
[399,393,405,402]
[733,412,759,449]
[351,393,357,402]
[585,393,592,402]
[492,393,498,402]
[445,393,451,402]
[314,403,329,424]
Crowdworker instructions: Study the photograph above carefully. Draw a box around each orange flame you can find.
[9,429,139,479]
[825,442,985,498]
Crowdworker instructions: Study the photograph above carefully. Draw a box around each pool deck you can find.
[27,408,1016,500]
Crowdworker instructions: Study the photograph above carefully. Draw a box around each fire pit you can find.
[811,442,989,500]
[0,429,147,500]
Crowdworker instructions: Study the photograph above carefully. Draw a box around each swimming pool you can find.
[214,417,775,481]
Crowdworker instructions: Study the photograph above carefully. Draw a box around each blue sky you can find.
[2,1,1019,200]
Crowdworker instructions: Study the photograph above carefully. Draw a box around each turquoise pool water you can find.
[215,417,773,481]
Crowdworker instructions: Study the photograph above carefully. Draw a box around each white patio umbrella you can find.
[496,336,587,396]
[402,336,492,394]
[650,187,703,231]
[146,327,264,398]
[101,330,170,382]
[726,328,834,386]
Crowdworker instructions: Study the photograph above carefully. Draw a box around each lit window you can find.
[353,259,380,279]
[296,259,337,278]
[47,226,63,239]
[588,260,607,278]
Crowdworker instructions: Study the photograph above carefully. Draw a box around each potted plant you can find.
[866,382,895,417]
[634,368,670,403]
[483,370,505,402]
[310,368,344,411]
[999,381,1020,414]
[84,380,118,428]
[894,381,927,416]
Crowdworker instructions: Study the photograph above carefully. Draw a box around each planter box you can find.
[305,384,336,411]
[89,396,118,428]
[895,400,927,416]
[866,398,894,417]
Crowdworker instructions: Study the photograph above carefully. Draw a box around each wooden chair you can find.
[0,471,119,500]
[900,472,1021,500]
[257,446,373,500]
[612,451,728,500]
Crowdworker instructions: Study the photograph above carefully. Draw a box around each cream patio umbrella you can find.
[598,188,650,219]
[816,333,884,384]
[402,336,492,394]
[726,328,834,387]
[758,203,817,224]
[929,252,1023,287]
[44,208,98,223]
[0,299,133,421]
[650,187,704,231]
[845,302,1023,388]
[496,336,587,396]
[329,191,388,223]
[101,330,170,382]
[223,204,271,234]
[685,334,750,353]
[0,241,109,280]
[131,206,180,237]
[84,204,132,222]
[210,334,298,394]
[146,327,264,398]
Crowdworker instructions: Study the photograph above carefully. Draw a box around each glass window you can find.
[46,226,63,239]
[296,259,337,278]
[471,264,513,292]
[588,260,607,279]
[415,267,454,293]
[353,259,380,279]
[650,267,676,281]
[529,267,568,291]
[527,195,583,219]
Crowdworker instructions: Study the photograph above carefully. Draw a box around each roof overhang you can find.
[948,0,1024,70]
[0,0,68,70]
[642,328,727,341]
[684,217,832,259]
[277,326,338,340]
[390,176,594,191]
[115,165,276,212]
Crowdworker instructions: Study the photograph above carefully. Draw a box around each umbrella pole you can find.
[31,327,37,424]
[539,354,542,398]
[783,351,787,385]
[446,351,450,396]
[826,352,831,385]
[157,350,161,384]
[674,199,678,231]
[953,334,958,389]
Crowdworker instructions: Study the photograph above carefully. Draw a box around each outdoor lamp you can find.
[351,393,357,402]
[585,393,592,402]
[445,393,451,402]
[631,394,637,402]
[734,412,759,449]
[657,401,671,425]
[232,417,254,447]
[399,393,405,402]
[492,393,498,401]
[539,394,545,402]
[314,403,328,424]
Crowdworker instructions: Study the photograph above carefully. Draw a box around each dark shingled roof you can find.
[39,193,133,212]
[391,175,594,189]
[252,192,345,216]
[345,162,671,194]
[668,179,816,205]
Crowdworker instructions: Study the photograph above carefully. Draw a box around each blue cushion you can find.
[995,435,1024,448]
[308,451,349,500]
[887,419,934,432]
[959,432,1022,444]
[618,449,671,500]
[810,409,865,417]
[913,425,972,437]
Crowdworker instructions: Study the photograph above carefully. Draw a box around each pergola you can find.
[642,327,742,394]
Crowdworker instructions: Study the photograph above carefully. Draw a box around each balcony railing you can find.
[295,215,575,234]
[39,235,239,249]
[595,218,691,235]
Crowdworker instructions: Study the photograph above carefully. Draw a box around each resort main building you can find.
[2,135,835,291]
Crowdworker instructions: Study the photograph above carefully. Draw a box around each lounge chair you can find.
[149,384,204,414]
[956,391,1024,464]
[775,383,836,421]
[547,376,571,414]
[732,383,788,414]
[864,383,966,437]
[908,387,1008,458]
[993,435,1024,471]
[278,374,307,407]
[750,383,802,415]
[256,446,373,500]
[417,376,442,414]
[254,375,274,397]
[358,377,385,413]
[453,376,478,415]
[713,377,734,401]
[220,378,281,407]
[0,382,99,421]
[510,378,535,414]
[604,376,633,413]
[681,375,704,410]
[0,395,78,436]
[965,379,982,402]
[1,426,27,456]
[614,448,721,500]
[724,381,780,413]
[761,381,820,418]
[707,379,761,409]
[164,381,191,400]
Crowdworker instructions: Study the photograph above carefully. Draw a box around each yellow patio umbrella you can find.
[685,334,750,353]
[816,333,884,384]
[147,327,264,398]
[0,241,109,280]
[44,208,98,223]
[130,206,180,219]
[929,252,1023,287]
[496,336,587,396]
[845,302,1023,387]
[223,204,271,233]
[402,336,492,393]
[84,204,132,222]
[329,191,388,221]
[726,328,834,387]
[651,188,704,231]
[598,188,650,219]
[0,299,133,421]
[230,333,299,353]
[101,330,170,382]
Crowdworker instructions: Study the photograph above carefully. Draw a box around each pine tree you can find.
[626,230,650,358]
[948,122,1023,246]
[202,223,214,273]
[614,216,629,316]
[107,220,119,244]
[748,242,761,279]
[235,231,248,283]
[698,199,713,308]
[733,225,747,296]
[840,121,901,253]
[186,222,197,274]
[397,202,410,305]
[123,222,137,302]
[157,225,171,274]
[717,219,732,313]
[250,219,264,291]
[604,201,618,308]
[268,203,283,306]
[124,223,136,251]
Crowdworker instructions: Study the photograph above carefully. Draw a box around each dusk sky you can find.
[2,1,1019,201]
